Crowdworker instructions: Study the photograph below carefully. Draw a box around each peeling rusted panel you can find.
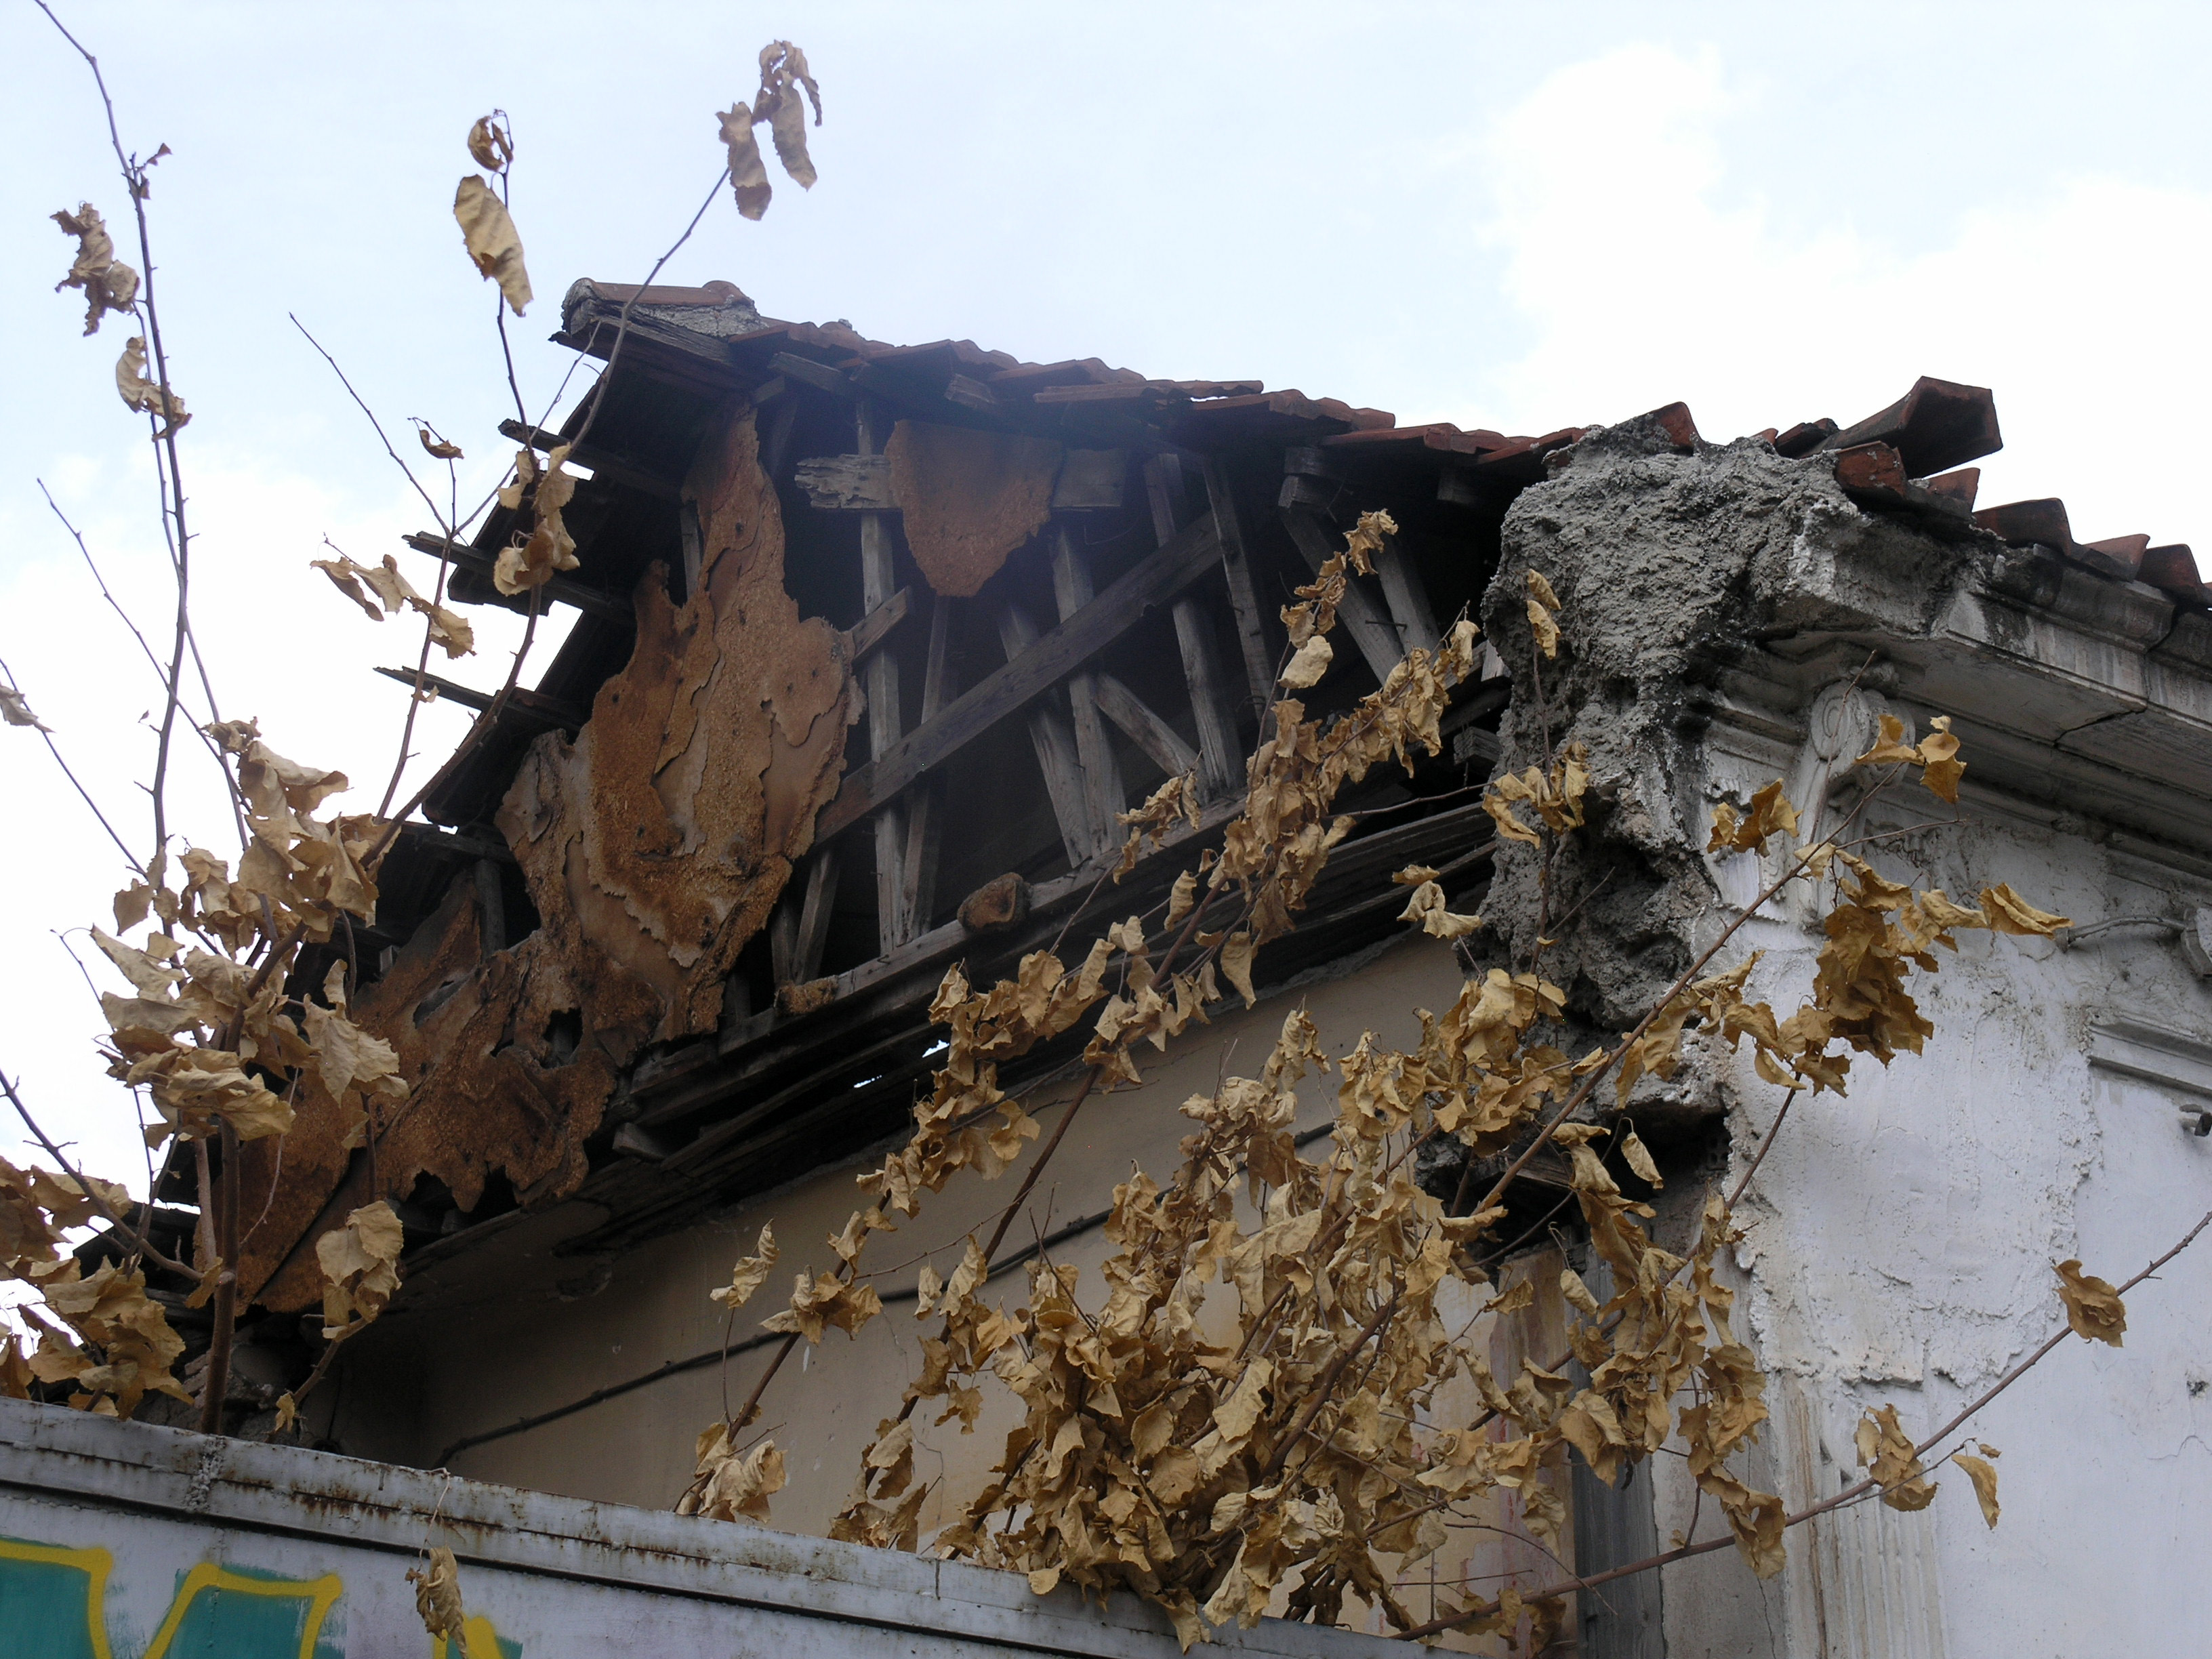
[243,402,853,1309]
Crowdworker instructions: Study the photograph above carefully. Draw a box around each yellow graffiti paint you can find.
[433,1612,518,1659]
[0,1536,115,1659]
[140,1561,342,1659]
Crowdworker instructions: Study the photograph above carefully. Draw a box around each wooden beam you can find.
[474,859,507,956]
[843,586,912,666]
[1201,453,1277,716]
[1091,671,1198,779]
[945,373,998,413]
[401,532,631,625]
[857,398,907,956]
[769,351,856,399]
[1372,531,1441,655]
[759,395,801,483]
[813,514,1224,843]
[1277,509,1403,686]
[1146,455,1241,798]
[1051,525,1127,854]
[996,598,1097,868]
[1051,449,1128,511]
[897,596,954,941]
[677,499,704,603]
[795,452,895,511]
[495,419,680,501]
[371,665,586,731]
[792,846,839,983]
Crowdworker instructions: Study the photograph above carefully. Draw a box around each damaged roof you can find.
[180,274,2204,1312]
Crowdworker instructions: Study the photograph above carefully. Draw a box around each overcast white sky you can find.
[5,1,2210,1193]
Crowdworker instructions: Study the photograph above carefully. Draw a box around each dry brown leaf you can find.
[718,103,771,220]
[2054,1258,2126,1346]
[683,1425,788,1523]
[407,1547,466,1641]
[1619,1127,1662,1188]
[453,176,532,316]
[1220,933,1256,1007]
[311,556,388,622]
[758,41,822,190]
[1397,879,1481,941]
[466,113,513,173]
[1982,884,2068,937]
[114,335,188,436]
[1280,634,1333,689]
[2,682,52,733]
[316,1200,403,1341]
[1856,1404,1936,1511]
[52,203,140,335]
[1708,781,1799,856]
[417,428,464,461]
[1559,1267,1600,1315]
[1954,1452,2000,1528]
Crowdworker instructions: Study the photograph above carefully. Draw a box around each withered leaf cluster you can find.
[453,113,531,315]
[52,203,140,335]
[312,548,475,658]
[719,41,823,221]
[492,444,581,596]
[2,1158,188,1417]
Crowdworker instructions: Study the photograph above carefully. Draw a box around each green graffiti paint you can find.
[143,1563,342,1659]
[0,1536,115,1659]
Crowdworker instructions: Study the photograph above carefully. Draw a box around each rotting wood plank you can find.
[1051,525,1128,850]
[553,312,744,396]
[1050,449,1128,511]
[677,499,704,601]
[792,845,840,983]
[768,350,856,399]
[795,451,895,511]
[1146,455,1242,798]
[645,795,1493,1129]
[758,396,802,483]
[400,532,630,624]
[615,806,1500,1233]
[371,666,586,730]
[496,419,681,501]
[813,514,1224,842]
[1202,453,1278,716]
[1372,531,1441,655]
[655,796,1244,1115]
[1277,508,1404,684]
[1090,671,1198,779]
[843,586,912,666]
[996,598,1098,867]
[897,596,955,941]
[857,397,908,956]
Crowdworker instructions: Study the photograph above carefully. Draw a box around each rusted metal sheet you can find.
[0,1397,1400,1659]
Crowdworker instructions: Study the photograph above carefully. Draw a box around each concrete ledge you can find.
[0,1397,1395,1658]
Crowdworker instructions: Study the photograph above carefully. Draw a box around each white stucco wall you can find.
[1662,743,2212,1657]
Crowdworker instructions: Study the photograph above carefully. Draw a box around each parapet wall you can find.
[0,1397,1394,1659]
